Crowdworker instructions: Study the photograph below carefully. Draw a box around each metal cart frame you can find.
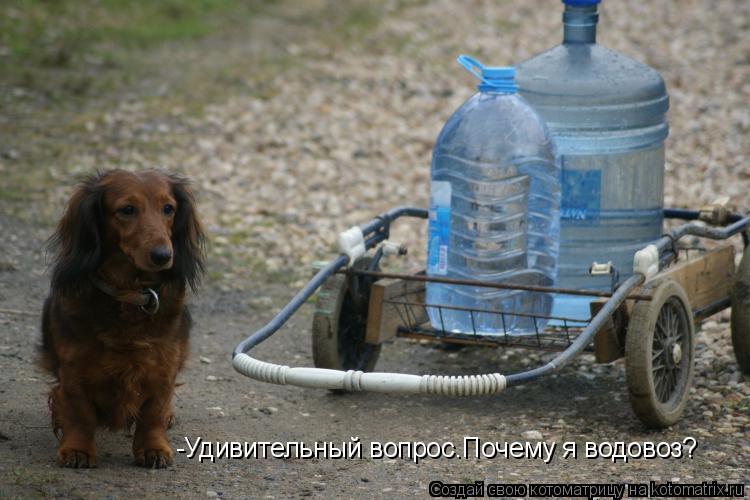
[233,204,750,428]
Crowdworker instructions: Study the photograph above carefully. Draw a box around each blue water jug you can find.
[516,0,669,321]
[426,56,561,335]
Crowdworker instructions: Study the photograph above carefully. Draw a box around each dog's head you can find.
[49,170,205,292]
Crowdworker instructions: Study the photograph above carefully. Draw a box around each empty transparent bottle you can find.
[426,56,561,335]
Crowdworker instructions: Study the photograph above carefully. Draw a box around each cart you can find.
[232,202,750,428]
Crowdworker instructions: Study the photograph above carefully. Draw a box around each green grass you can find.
[2,0,265,64]
[0,0,274,101]
[0,0,396,107]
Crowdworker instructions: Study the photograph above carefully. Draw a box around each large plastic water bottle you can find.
[516,0,669,321]
[426,56,561,335]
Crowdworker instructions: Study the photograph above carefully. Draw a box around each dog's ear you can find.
[48,174,105,293]
[169,175,205,292]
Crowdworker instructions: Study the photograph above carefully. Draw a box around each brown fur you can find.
[40,170,205,468]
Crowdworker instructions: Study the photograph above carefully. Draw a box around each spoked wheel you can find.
[731,245,750,374]
[312,257,381,383]
[626,279,695,428]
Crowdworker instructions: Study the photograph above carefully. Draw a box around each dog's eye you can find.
[118,205,136,216]
[163,204,175,216]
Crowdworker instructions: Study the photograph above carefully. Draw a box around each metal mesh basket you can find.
[383,282,594,351]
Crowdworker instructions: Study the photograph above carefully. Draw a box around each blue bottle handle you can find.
[457,55,489,85]
[457,55,516,93]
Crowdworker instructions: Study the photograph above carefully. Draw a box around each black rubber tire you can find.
[625,279,695,428]
[312,257,381,377]
[731,245,750,375]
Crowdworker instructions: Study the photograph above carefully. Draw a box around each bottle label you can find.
[428,181,451,276]
[560,168,601,221]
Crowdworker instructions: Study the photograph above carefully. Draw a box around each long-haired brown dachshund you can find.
[40,169,205,468]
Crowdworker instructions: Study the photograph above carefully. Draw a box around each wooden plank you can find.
[646,244,735,315]
[365,276,426,344]
[591,299,628,363]
[595,245,733,361]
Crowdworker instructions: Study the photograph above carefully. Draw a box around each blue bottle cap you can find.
[562,0,601,5]
[457,55,517,93]
[482,66,515,80]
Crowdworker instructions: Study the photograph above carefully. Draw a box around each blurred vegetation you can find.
[0,0,406,283]
[0,0,389,103]
[0,0,390,223]
[0,0,276,100]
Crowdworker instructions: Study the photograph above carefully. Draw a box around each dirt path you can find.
[1,210,747,497]
[1,0,749,498]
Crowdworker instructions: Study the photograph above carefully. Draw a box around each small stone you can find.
[2,149,19,160]
[206,375,218,381]
[522,430,543,440]
[250,296,274,308]
[200,356,213,364]
[258,407,278,415]
[207,490,218,498]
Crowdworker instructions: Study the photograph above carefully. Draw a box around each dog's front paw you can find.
[58,447,97,468]
[134,446,174,469]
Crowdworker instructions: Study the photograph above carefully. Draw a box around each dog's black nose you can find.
[150,247,172,266]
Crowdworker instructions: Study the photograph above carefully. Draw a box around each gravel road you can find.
[1,0,748,497]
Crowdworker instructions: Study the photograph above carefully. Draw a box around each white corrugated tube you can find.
[232,353,506,396]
